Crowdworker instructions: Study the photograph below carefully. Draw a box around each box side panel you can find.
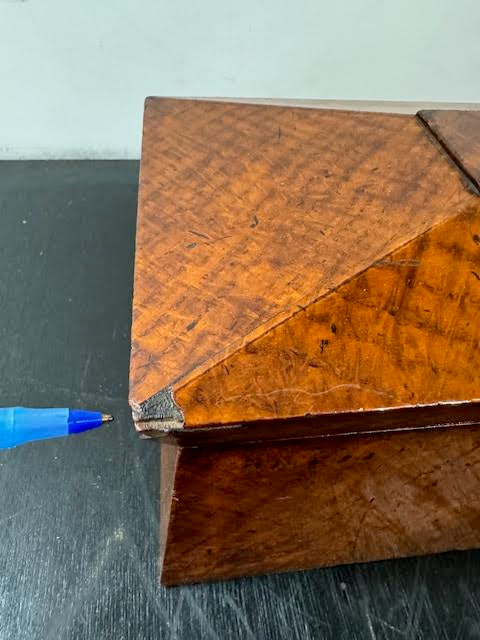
[159,441,180,573]
[161,424,480,584]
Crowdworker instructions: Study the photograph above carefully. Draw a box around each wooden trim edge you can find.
[417,110,480,194]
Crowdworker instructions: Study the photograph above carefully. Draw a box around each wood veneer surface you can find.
[130,100,480,430]
[161,423,480,584]
[177,206,480,426]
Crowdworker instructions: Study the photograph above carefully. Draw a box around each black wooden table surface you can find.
[1,161,479,640]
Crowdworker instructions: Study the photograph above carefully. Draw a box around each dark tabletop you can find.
[1,161,479,640]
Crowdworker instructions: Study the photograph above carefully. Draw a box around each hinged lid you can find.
[130,98,480,444]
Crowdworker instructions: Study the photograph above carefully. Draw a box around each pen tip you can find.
[102,414,114,423]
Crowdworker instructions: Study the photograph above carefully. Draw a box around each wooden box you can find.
[129,99,480,585]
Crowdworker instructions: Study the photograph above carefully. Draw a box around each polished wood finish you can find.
[131,99,480,584]
[178,205,480,427]
[130,99,479,431]
[161,424,480,584]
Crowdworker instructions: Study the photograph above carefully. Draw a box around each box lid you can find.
[130,99,480,443]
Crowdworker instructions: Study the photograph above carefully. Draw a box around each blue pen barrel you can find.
[0,408,105,449]
[0,407,70,449]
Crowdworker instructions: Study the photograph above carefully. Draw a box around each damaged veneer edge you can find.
[131,386,185,437]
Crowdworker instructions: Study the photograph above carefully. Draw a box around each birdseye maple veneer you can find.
[129,98,480,585]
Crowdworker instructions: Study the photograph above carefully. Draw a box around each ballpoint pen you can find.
[0,407,113,449]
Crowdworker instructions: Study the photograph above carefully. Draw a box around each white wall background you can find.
[0,0,479,159]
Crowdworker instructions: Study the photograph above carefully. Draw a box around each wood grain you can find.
[160,440,179,574]
[418,110,480,191]
[161,423,480,584]
[176,204,480,427]
[132,101,480,586]
[130,99,478,418]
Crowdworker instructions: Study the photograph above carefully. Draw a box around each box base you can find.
[159,423,480,585]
